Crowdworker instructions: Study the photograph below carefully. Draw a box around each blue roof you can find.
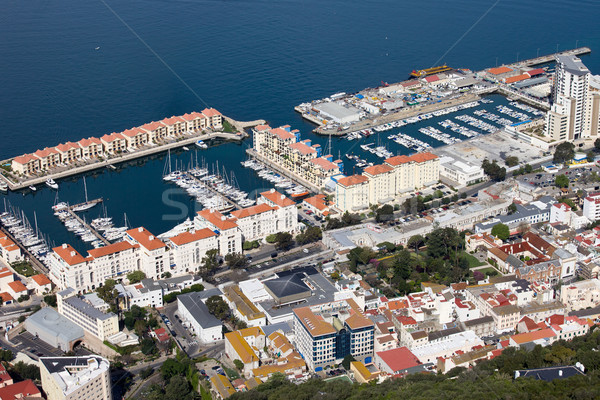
[355,94,364,99]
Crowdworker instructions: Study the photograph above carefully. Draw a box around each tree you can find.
[10,361,40,381]
[206,295,229,319]
[507,203,517,215]
[140,367,154,379]
[160,358,187,381]
[161,272,172,279]
[341,354,356,370]
[482,158,506,182]
[141,338,157,355]
[200,249,219,275]
[265,234,278,243]
[274,232,294,251]
[596,138,600,151]
[588,151,596,162]
[0,349,13,362]
[97,279,119,313]
[553,141,575,164]
[233,359,244,371]
[554,174,570,188]
[408,235,425,253]
[44,294,57,308]
[296,226,322,245]
[491,223,510,241]
[375,204,395,223]
[225,253,248,269]
[505,156,519,167]
[127,270,146,284]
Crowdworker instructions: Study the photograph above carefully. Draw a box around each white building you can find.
[57,288,119,341]
[439,156,485,186]
[177,292,223,343]
[168,228,218,275]
[583,192,600,222]
[410,330,484,364]
[195,209,242,256]
[115,279,163,309]
[125,227,169,280]
[40,356,112,400]
[560,279,600,312]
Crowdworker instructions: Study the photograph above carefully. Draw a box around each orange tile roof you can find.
[169,228,217,246]
[196,209,238,230]
[121,127,146,137]
[270,127,296,141]
[511,328,556,344]
[303,195,328,211]
[231,203,277,219]
[77,137,102,147]
[0,236,16,249]
[202,108,222,118]
[31,274,51,286]
[88,241,137,258]
[162,116,184,126]
[254,124,271,131]
[0,379,40,399]
[488,66,513,75]
[0,267,13,279]
[8,281,27,293]
[289,142,316,155]
[363,164,393,176]
[126,227,167,250]
[505,74,529,84]
[224,331,259,363]
[337,174,368,187]
[101,133,125,143]
[55,142,80,152]
[33,147,59,158]
[140,121,165,131]
[0,293,13,303]
[293,307,336,336]
[181,111,206,121]
[13,154,39,165]
[260,189,295,207]
[53,244,88,266]
[309,157,339,171]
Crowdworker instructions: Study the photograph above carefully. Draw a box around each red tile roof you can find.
[162,116,184,125]
[511,328,556,344]
[385,152,437,166]
[196,209,238,231]
[202,108,222,118]
[78,137,102,147]
[8,281,27,293]
[309,157,339,171]
[270,127,296,141]
[33,147,59,158]
[260,189,295,207]
[363,164,393,176]
[31,274,51,286]
[0,267,13,279]
[126,227,167,250]
[13,154,39,165]
[55,142,80,152]
[140,121,165,131]
[121,127,147,137]
[53,244,88,266]
[488,66,513,75]
[376,347,421,372]
[170,228,217,246]
[336,174,368,187]
[181,111,206,121]
[289,142,316,155]
[231,203,277,219]
[101,133,125,143]
[0,379,40,399]
[88,241,137,258]
[425,75,440,83]
[505,74,529,84]
[526,68,544,77]
[0,293,13,303]
[303,195,328,211]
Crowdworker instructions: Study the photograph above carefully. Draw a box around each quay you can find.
[65,202,111,246]
[519,46,591,67]
[245,149,320,193]
[311,92,482,136]
[0,226,48,275]
[1,122,263,191]
[186,173,242,211]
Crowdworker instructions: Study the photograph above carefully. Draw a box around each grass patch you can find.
[476,267,499,277]
[464,253,485,268]
[221,120,238,134]
[224,367,239,380]
[11,261,36,277]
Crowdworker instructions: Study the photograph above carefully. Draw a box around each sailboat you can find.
[72,177,99,212]
[162,149,182,181]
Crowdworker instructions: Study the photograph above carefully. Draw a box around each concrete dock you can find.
[1,126,257,191]
[185,173,242,211]
[65,201,111,246]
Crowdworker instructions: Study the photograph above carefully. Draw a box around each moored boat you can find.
[45,178,59,190]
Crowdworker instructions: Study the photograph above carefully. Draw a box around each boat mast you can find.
[83,177,89,203]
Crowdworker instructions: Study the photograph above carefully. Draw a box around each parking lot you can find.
[516,163,600,198]
[161,304,201,356]
[12,331,67,358]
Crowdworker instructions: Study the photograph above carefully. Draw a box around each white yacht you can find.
[29,185,37,192]
[196,140,208,149]
[0,181,7,192]
[45,178,59,190]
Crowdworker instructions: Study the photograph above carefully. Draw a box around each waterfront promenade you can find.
[1,117,265,191]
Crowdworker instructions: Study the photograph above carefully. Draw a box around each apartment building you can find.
[125,227,169,280]
[195,209,242,256]
[167,228,218,275]
[40,356,112,400]
[57,288,119,341]
[293,299,374,371]
[560,279,600,311]
[12,108,223,175]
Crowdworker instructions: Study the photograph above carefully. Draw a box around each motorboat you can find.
[29,185,37,192]
[45,178,59,190]
[196,140,208,149]
[0,181,7,192]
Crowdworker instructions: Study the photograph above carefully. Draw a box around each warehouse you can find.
[313,102,361,124]
[24,307,84,352]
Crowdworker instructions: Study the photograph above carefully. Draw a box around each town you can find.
[1,50,600,400]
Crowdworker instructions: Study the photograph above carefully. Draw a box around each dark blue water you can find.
[2,0,600,251]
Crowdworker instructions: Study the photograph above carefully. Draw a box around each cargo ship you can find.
[410,65,453,78]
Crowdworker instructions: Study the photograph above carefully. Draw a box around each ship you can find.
[410,65,453,78]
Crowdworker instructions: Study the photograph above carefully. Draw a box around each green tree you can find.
[0,349,13,362]
[97,279,119,313]
[233,359,244,371]
[274,232,294,251]
[141,338,157,355]
[375,204,395,222]
[505,156,519,167]
[127,270,146,284]
[225,253,248,269]
[341,354,356,370]
[10,361,40,381]
[160,358,187,380]
[140,367,154,379]
[296,226,322,245]
[554,174,570,188]
[407,235,425,253]
[206,295,229,319]
[507,203,517,215]
[43,294,57,308]
[491,223,510,241]
[553,141,575,164]
[200,249,219,275]
[595,138,600,151]
[482,158,506,182]
[588,151,596,162]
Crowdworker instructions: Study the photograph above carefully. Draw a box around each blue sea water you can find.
[1,0,600,251]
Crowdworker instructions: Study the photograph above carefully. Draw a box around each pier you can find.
[518,46,591,67]
[2,119,264,191]
[0,227,48,275]
[66,200,111,246]
[245,149,320,193]
[186,173,242,211]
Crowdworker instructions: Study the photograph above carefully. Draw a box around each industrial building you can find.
[24,308,84,352]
